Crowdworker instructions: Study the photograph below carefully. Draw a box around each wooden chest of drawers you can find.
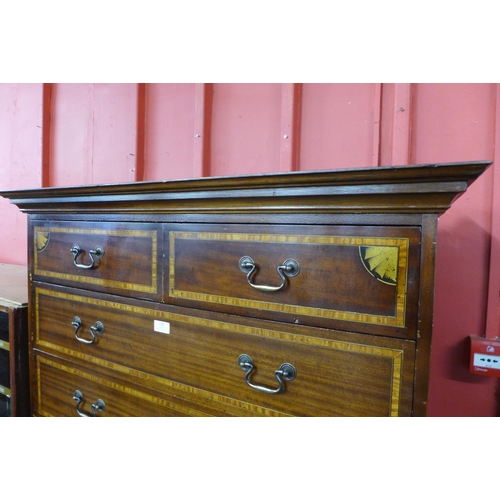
[0,161,490,416]
[0,264,30,417]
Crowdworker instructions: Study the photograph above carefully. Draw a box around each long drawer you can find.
[34,284,416,416]
[33,352,203,417]
[31,221,161,300]
[167,224,421,338]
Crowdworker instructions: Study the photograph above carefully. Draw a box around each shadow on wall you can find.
[429,212,500,416]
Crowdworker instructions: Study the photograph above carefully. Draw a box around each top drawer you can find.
[167,224,421,338]
[31,221,161,300]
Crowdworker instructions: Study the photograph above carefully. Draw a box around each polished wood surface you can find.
[1,161,491,214]
[167,223,421,338]
[0,161,492,416]
[35,353,194,417]
[32,221,161,300]
[34,284,415,416]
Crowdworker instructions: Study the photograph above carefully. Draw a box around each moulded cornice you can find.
[0,161,492,215]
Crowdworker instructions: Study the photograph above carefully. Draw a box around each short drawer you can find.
[167,224,421,338]
[31,221,161,300]
[34,284,416,416]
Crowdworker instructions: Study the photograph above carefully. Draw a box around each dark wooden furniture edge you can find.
[0,161,493,215]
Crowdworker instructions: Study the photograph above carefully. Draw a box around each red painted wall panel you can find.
[379,84,412,165]
[50,84,139,186]
[411,84,495,165]
[144,84,196,180]
[91,84,140,184]
[299,83,380,170]
[49,84,93,186]
[0,84,43,264]
[210,83,282,176]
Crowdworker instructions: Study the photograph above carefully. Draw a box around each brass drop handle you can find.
[238,256,300,292]
[238,354,297,395]
[73,390,106,417]
[72,316,104,344]
[70,244,104,269]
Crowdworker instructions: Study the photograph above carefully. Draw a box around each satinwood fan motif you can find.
[359,246,398,285]
[36,232,50,252]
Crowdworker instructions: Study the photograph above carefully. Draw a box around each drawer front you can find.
[32,352,206,417]
[34,285,416,416]
[33,352,290,417]
[0,348,10,389]
[31,221,161,300]
[0,310,8,342]
[167,224,421,338]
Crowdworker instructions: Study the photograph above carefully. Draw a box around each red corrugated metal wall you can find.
[1,83,499,416]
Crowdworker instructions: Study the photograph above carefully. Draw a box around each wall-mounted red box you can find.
[469,336,500,377]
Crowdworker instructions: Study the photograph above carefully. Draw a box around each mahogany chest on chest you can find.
[0,161,490,416]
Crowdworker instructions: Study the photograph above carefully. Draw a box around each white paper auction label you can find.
[154,320,171,334]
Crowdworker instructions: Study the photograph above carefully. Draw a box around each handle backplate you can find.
[238,354,296,394]
[238,256,300,292]
[72,316,104,344]
[73,390,106,417]
[71,244,104,269]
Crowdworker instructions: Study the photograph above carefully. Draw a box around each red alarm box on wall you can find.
[469,336,500,377]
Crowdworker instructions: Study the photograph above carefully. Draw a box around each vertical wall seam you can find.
[394,83,412,166]
[378,83,394,166]
[193,83,213,178]
[484,83,500,339]
[41,83,52,188]
[193,83,204,178]
[293,83,302,172]
[203,83,213,177]
[89,84,95,185]
[134,83,146,182]
[407,83,415,165]
[378,83,413,167]
[280,83,302,172]
[373,83,382,167]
